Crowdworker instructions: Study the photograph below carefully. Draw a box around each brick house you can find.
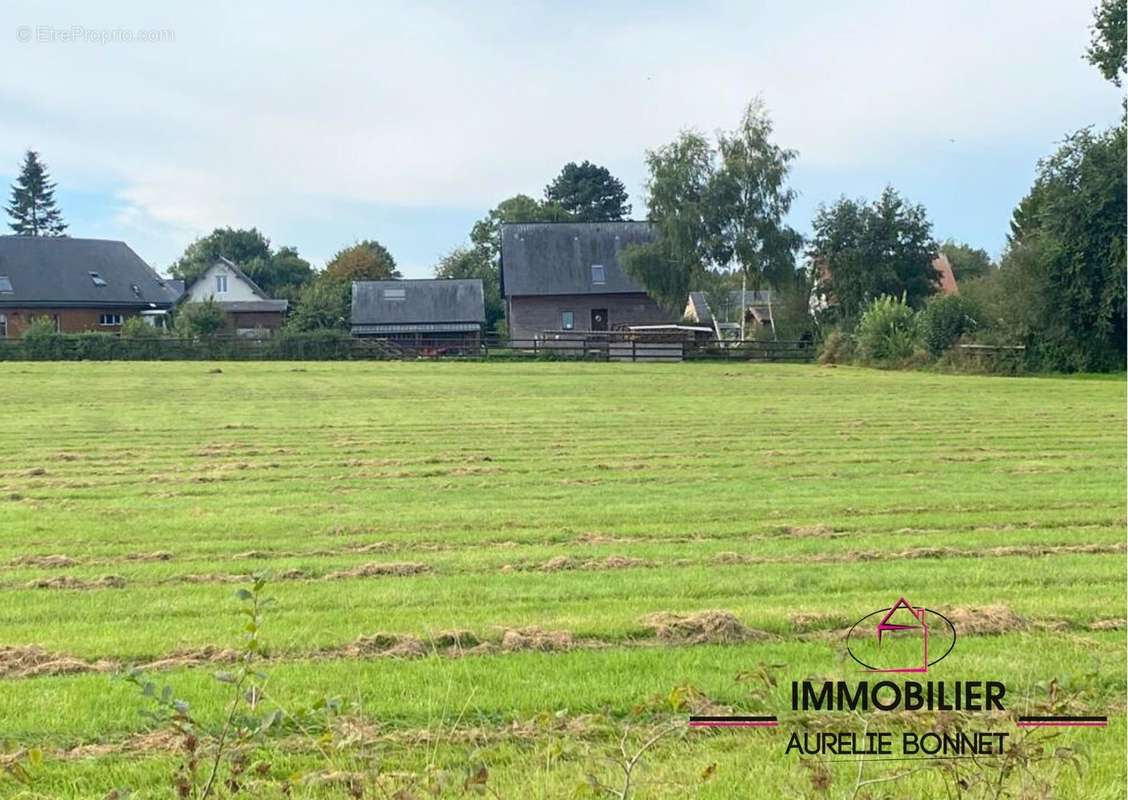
[0,236,181,338]
[183,257,288,335]
[500,222,674,340]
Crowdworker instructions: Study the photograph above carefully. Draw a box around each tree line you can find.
[6,0,1123,370]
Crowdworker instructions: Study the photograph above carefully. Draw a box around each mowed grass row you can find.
[0,363,1123,798]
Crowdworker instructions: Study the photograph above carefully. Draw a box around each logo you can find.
[845,596,957,673]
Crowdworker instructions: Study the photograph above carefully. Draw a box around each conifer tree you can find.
[7,150,67,236]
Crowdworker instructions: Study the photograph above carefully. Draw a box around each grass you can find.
[0,361,1123,798]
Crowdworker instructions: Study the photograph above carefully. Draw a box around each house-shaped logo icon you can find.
[872,597,929,673]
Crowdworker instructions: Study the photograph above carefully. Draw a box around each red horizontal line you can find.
[688,721,779,727]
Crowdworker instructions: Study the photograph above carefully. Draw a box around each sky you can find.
[2,1,1123,278]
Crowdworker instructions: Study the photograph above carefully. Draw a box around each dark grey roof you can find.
[351,279,484,329]
[0,236,181,308]
[501,222,656,297]
[214,300,288,313]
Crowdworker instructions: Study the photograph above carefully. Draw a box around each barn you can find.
[350,279,485,350]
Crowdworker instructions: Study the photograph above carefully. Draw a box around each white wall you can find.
[185,262,261,302]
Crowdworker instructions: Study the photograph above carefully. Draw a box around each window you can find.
[89,271,107,287]
[99,313,123,326]
[0,276,12,294]
[383,287,406,300]
[0,314,6,338]
[561,311,574,330]
[215,274,228,293]
[590,264,606,284]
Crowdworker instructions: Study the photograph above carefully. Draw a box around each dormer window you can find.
[383,287,405,300]
[89,271,107,287]
[0,276,12,294]
[590,264,606,285]
[215,274,228,293]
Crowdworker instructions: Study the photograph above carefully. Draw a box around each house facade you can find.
[0,236,181,338]
[183,258,288,335]
[351,279,485,348]
[500,222,674,341]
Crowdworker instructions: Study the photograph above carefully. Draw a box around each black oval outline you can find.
[845,607,957,671]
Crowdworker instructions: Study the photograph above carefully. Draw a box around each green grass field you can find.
[0,362,1124,798]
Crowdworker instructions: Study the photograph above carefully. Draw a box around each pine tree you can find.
[7,150,67,236]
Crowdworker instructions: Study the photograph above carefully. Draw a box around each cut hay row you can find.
[2,606,1122,682]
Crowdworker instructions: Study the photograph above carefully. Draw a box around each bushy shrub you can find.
[919,294,979,356]
[175,299,227,337]
[855,295,920,363]
[817,329,854,364]
[121,316,164,338]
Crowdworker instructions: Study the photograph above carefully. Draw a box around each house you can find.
[0,236,182,338]
[685,289,775,338]
[500,221,675,341]
[183,257,288,335]
[812,254,959,314]
[350,279,485,348]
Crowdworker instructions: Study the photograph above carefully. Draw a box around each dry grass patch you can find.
[500,626,575,652]
[10,554,78,568]
[27,575,126,590]
[945,605,1027,635]
[0,645,112,679]
[642,611,770,644]
[327,562,431,579]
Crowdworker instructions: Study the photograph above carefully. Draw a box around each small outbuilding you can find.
[350,279,485,350]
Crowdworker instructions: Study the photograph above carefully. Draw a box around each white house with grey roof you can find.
[350,279,485,348]
[500,222,674,340]
[183,257,288,335]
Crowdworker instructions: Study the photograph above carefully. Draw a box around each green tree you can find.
[469,194,572,264]
[808,187,940,318]
[707,99,803,289]
[170,228,273,287]
[243,246,313,301]
[7,150,67,236]
[1000,124,1126,370]
[284,276,351,332]
[1086,0,1127,85]
[175,298,227,337]
[620,100,801,310]
[544,161,631,221]
[939,239,994,282]
[433,247,504,333]
[322,240,400,282]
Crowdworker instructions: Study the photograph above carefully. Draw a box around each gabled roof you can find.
[351,279,485,330]
[500,221,656,297]
[686,290,772,324]
[0,236,181,308]
[192,257,271,300]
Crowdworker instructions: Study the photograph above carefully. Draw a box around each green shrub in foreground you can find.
[855,295,920,363]
[919,294,980,356]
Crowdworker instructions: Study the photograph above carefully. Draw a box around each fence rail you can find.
[0,332,816,363]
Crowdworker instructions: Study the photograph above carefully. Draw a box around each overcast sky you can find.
[3,1,1122,277]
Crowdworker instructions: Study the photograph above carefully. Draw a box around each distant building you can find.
[183,257,288,336]
[812,254,960,314]
[500,222,675,340]
[685,290,775,338]
[0,236,181,338]
[351,279,485,348]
